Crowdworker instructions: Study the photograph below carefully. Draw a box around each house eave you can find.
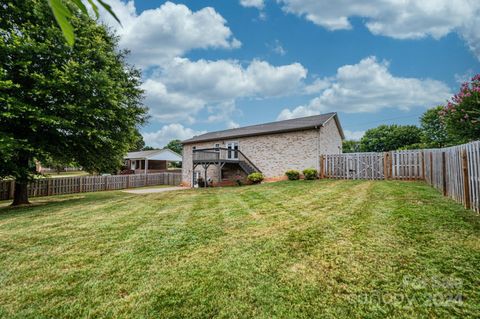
[182,126,321,145]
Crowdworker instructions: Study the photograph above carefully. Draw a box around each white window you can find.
[226,141,239,160]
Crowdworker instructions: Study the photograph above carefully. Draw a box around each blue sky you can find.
[101,0,480,147]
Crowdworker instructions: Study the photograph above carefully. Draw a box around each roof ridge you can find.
[191,113,336,138]
[182,113,338,144]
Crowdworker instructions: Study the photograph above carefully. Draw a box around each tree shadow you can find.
[0,192,121,219]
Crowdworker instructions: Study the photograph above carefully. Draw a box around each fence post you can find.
[104,176,108,191]
[9,180,15,199]
[126,175,130,189]
[79,177,83,193]
[442,151,447,196]
[383,152,388,180]
[320,155,325,179]
[145,174,149,186]
[462,150,471,210]
[47,179,52,196]
[389,152,393,179]
[421,151,425,181]
[429,152,433,185]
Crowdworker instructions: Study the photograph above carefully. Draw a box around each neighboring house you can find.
[124,149,182,174]
[181,113,344,187]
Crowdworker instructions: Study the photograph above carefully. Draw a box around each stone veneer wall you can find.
[319,117,343,154]
[182,121,342,186]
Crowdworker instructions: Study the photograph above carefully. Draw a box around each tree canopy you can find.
[441,74,480,143]
[48,0,120,46]
[129,130,146,152]
[0,0,147,205]
[342,140,360,153]
[359,125,423,152]
[420,106,455,148]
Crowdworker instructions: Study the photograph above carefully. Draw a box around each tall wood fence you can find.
[0,172,182,201]
[320,141,480,213]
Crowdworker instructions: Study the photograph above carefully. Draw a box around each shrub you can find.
[285,170,300,180]
[441,74,480,142]
[302,168,318,180]
[247,172,264,184]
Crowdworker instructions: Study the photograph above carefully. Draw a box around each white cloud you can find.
[278,0,480,59]
[240,0,265,9]
[278,56,451,120]
[145,57,307,123]
[303,78,331,94]
[142,124,206,148]
[344,130,365,141]
[268,39,286,56]
[101,1,240,67]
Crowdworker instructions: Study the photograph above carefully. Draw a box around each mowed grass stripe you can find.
[0,180,478,318]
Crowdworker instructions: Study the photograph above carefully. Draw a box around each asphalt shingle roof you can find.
[182,112,343,144]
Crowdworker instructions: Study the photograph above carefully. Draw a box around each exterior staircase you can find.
[238,161,257,175]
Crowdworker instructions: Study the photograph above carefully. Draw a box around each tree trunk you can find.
[12,181,30,206]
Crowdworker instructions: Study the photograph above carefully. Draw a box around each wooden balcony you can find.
[192,148,261,174]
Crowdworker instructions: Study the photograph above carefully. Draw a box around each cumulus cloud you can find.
[145,57,307,123]
[101,1,240,67]
[278,0,480,59]
[142,124,206,148]
[240,0,265,9]
[278,56,451,120]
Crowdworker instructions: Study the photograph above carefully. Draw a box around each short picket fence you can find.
[0,172,182,200]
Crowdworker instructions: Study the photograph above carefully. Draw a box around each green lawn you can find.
[0,180,479,318]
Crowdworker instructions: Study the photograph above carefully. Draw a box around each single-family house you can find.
[181,112,344,187]
[124,149,182,174]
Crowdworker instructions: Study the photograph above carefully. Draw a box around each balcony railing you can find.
[192,148,261,173]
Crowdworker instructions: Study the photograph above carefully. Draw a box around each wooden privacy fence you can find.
[320,141,480,213]
[0,172,182,200]
[424,142,480,213]
[322,150,424,180]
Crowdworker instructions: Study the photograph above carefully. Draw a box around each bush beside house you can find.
[302,168,318,180]
[247,172,264,184]
[285,170,300,180]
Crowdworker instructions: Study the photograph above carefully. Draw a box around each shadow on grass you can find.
[0,192,127,219]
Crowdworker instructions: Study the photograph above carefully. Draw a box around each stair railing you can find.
[192,148,261,173]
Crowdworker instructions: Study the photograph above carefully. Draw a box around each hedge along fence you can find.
[0,172,182,201]
[320,141,480,213]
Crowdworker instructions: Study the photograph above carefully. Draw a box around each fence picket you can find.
[322,141,479,212]
[0,172,182,201]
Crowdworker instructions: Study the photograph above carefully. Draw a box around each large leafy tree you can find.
[359,125,422,152]
[441,74,480,143]
[342,140,360,153]
[129,130,146,152]
[420,106,455,148]
[165,139,183,155]
[48,0,120,46]
[0,0,147,205]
